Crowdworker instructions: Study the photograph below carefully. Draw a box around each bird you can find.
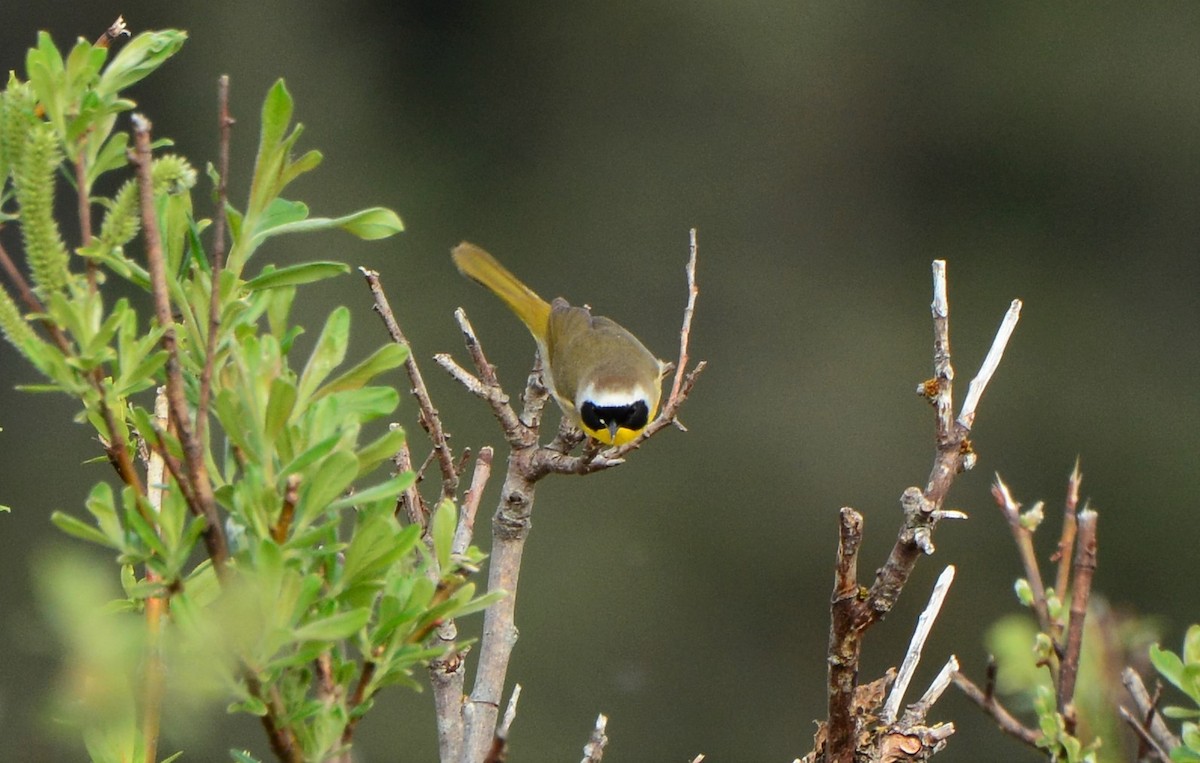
[451,242,664,446]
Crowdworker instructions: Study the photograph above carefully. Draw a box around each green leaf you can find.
[321,387,400,423]
[1152,644,1188,694]
[279,433,342,480]
[296,449,359,527]
[1185,624,1200,667]
[96,30,187,98]
[318,343,408,398]
[431,500,456,572]
[51,511,116,548]
[327,472,415,512]
[444,589,506,621]
[264,378,297,443]
[295,307,350,407]
[342,518,419,594]
[258,80,294,170]
[293,608,370,642]
[84,481,125,548]
[356,426,407,477]
[251,206,404,245]
[244,261,350,291]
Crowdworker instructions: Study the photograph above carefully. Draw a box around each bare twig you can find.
[1053,458,1082,605]
[825,507,865,763]
[481,683,522,763]
[1057,508,1097,730]
[361,267,459,501]
[197,74,233,448]
[1118,706,1173,763]
[958,299,1021,429]
[951,670,1040,747]
[902,655,959,725]
[580,713,609,763]
[434,308,523,439]
[667,227,700,410]
[454,446,493,557]
[1122,668,1180,756]
[882,565,956,724]
[992,475,1054,639]
[392,435,425,528]
[131,114,228,577]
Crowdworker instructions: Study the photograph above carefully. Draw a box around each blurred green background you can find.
[1,3,1197,761]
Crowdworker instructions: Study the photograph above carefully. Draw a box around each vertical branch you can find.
[992,475,1054,638]
[74,155,97,291]
[1053,458,1082,601]
[461,436,539,763]
[1057,508,1098,727]
[196,75,233,447]
[431,447,494,763]
[130,114,228,577]
[141,389,169,763]
[667,228,699,410]
[929,260,955,443]
[826,507,864,763]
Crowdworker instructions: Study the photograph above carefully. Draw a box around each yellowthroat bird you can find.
[452,242,664,446]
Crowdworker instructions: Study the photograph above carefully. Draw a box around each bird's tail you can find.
[452,242,551,339]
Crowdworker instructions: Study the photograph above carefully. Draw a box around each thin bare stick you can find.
[1057,508,1097,727]
[1053,458,1082,602]
[454,446,492,557]
[882,565,956,724]
[391,433,425,527]
[361,267,459,500]
[902,655,959,725]
[580,713,609,763]
[1122,668,1180,755]
[482,683,522,763]
[992,475,1054,638]
[667,228,699,409]
[131,114,228,577]
[197,74,233,447]
[929,259,955,440]
[958,298,1021,429]
[951,670,1040,747]
[1118,707,1173,763]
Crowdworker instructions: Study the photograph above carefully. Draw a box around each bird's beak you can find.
[606,420,620,443]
